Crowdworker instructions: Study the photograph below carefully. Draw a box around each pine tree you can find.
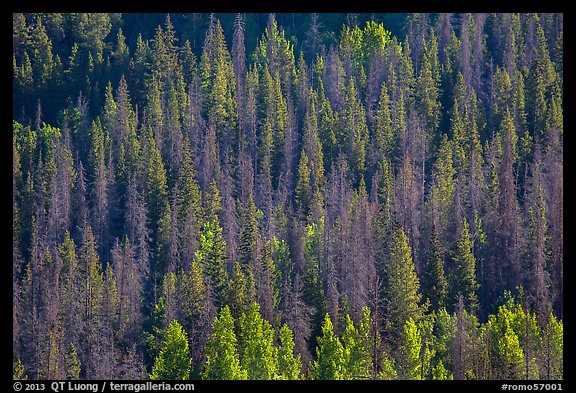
[374,83,394,160]
[341,307,374,379]
[150,320,191,380]
[398,317,422,380]
[312,313,345,380]
[342,77,369,185]
[228,261,255,320]
[385,228,424,334]
[542,313,562,380]
[448,217,479,313]
[239,196,259,268]
[176,259,210,375]
[203,306,247,380]
[238,302,277,379]
[294,150,311,217]
[423,227,448,310]
[176,136,203,268]
[276,324,301,380]
[78,226,105,379]
[146,137,168,244]
[195,220,228,309]
[429,133,456,240]
[64,343,80,380]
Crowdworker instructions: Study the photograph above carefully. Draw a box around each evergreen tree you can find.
[542,313,562,380]
[195,220,228,308]
[294,150,311,217]
[448,218,479,313]
[239,196,259,268]
[176,136,203,268]
[311,313,345,380]
[146,137,168,244]
[238,302,277,379]
[341,307,375,379]
[227,261,255,320]
[398,317,423,380]
[385,228,424,334]
[423,227,448,310]
[342,77,369,185]
[150,320,191,380]
[203,306,247,380]
[276,324,301,380]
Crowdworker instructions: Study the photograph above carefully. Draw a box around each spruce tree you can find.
[423,227,448,310]
[276,324,301,380]
[312,313,345,380]
[398,317,422,380]
[203,306,247,380]
[238,302,277,379]
[195,220,228,309]
[448,217,479,313]
[385,228,424,334]
[150,320,191,380]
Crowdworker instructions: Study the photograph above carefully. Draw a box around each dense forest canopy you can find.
[13,12,563,381]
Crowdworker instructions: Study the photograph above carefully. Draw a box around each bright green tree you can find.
[398,317,422,380]
[341,307,374,379]
[150,320,191,380]
[542,313,563,380]
[311,313,345,380]
[385,228,424,333]
[276,324,301,380]
[238,302,277,379]
[203,306,247,380]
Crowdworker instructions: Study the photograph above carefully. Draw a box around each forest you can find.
[12,13,563,380]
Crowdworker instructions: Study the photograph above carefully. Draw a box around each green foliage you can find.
[341,307,375,379]
[342,78,369,184]
[432,360,453,380]
[449,218,479,313]
[295,150,311,217]
[65,344,81,380]
[340,21,390,74]
[13,358,28,380]
[385,228,424,332]
[228,261,255,319]
[311,313,345,380]
[399,318,422,380]
[424,228,448,310]
[239,196,259,267]
[145,137,168,240]
[203,306,247,380]
[11,12,564,382]
[542,313,563,380]
[195,220,228,308]
[238,303,277,379]
[150,320,191,380]
[143,296,167,363]
[276,324,301,379]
